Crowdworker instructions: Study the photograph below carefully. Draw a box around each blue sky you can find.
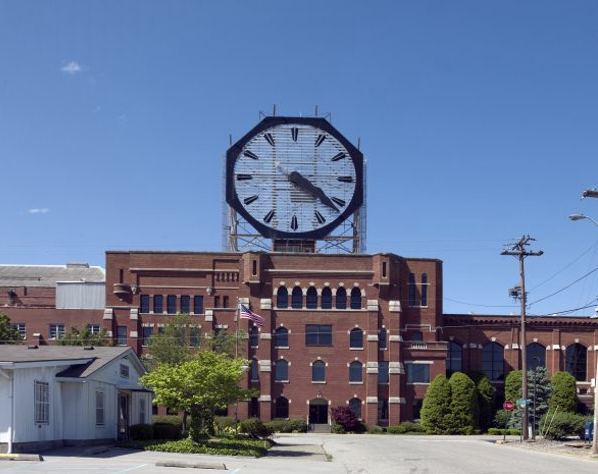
[1,1,598,316]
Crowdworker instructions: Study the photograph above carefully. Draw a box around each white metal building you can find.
[0,345,151,453]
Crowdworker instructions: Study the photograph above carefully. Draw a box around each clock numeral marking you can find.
[237,174,253,181]
[331,197,346,207]
[290,215,298,231]
[243,150,259,160]
[264,133,275,147]
[291,127,299,142]
[337,176,353,183]
[331,152,346,162]
[264,210,275,223]
[315,211,326,225]
[244,195,259,205]
[315,134,326,147]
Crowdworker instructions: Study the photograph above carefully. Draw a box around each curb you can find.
[0,453,44,461]
[156,460,227,470]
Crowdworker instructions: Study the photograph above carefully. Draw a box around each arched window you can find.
[350,287,362,309]
[250,359,259,382]
[274,327,289,348]
[482,342,504,381]
[566,343,587,381]
[291,287,303,309]
[421,273,428,307]
[312,360,326,382]
[527,343,546,370]
[349,361,363,382]
[349,398,362,418]
[275,359,289,382]
[379,328,387,350]
[276,287,288,308]
[306,287,318,309]
[336,287,347,309]
[349,328,363,349]
[321,287,332,309]
[249,326,259,347]
[446,341,463,376]
[275,396,289,419]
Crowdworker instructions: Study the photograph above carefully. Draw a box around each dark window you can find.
[527,343,546,370]
[223,296,229,308]
[378,361,389,384]
[153,295,163,313]
[190,327,201,347]
[408,273,417,306]
[312,360,326,382]
[336,287,347,309]
[321,287,332,309]
[349,398,361,419]
[275,396,289,419]
[116,326,127,346]
[291,287,303,309]
[379,328,387,350]
[421,273,428,306]
[214,406,228,416]
[252,260,257,276]
[180,295,190,314]
[214,296,220,308]
[378,398,389,423]
[413,399,423,420]
[277,287,288,308]
[350,287,362,309]
[566,343,587,381]
[411,330,423,341]
[407,363,430,383]
[382,261,387,278]
[249,397,259,418]
[349,328,363,349]
[140,294,150,313]
[306,287,318,309]
[482,342,505,381]
[446,341,463,375]
[167,295,177,314]
[249,326,259,347]
[274,327,289,347]
[275,359,289,382]
[250,359,259,382]
[193,295,204,314]
[142,327,153,346]
[305,324,332,346]
[349,361,363,382]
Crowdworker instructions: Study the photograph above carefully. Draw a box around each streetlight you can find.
[569,210,598,453]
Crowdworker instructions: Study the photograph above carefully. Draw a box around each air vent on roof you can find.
[66,262,90,268]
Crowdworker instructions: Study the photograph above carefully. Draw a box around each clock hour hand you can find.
[288,171,339,212]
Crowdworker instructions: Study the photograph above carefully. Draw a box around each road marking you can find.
[230,469,242,474]
[113,463,148,473]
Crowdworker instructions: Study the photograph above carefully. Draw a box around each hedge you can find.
[387,422,426,434]
[487,428,521,436]
[265,419,308,433]
[129,424,153,440]
[239,418,273,439]
[540,411,589,440]
[119,437,272,457]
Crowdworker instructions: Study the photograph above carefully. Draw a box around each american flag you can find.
[239,304,265,327]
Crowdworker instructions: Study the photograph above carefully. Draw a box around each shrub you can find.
[331,423,346,434]
[387,422,426,434]
[265,419,308,433]
[119,437,271,457]
[239,418,273,439]
[152,415,183,429]
[477,376,496,432]
[540,411,587,440]
[487,428,521,436]
[366,425,385,434]
[505,370,522,403]
[447,372,478,434]
[214,416,237,436]
[549,372,577,414]
[153,423,182,440]
[421,375,452,434]
[129,424,154,440]
[331,406,364,433]
[493,409,512,428]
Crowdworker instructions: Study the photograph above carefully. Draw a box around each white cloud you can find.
[27,208,50,214]
[61,61,81,75]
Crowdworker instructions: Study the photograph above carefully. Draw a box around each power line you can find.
[444,297,517,308]
[528,266,598,306]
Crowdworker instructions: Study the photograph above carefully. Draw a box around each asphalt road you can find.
[0,435,596,474]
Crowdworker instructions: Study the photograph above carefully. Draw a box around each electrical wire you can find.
[528,266,598,306]
[444,297,517,308]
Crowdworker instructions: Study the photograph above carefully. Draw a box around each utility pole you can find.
[501,235,543,441]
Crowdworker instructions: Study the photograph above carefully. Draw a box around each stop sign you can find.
[503,400,514,411]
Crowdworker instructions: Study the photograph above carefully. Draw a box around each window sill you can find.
[312,381,327,384]
[274,346,289,350]
[275,380,289,384]
[349,381,364,385]
[407,382,430,385]
[350,347,364,351]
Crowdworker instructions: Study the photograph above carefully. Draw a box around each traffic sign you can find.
[516,398,530,408]
[503,400,514,411]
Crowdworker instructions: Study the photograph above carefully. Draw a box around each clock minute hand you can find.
[289,171,339,212]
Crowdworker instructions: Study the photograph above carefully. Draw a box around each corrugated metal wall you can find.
[56,282,105,309]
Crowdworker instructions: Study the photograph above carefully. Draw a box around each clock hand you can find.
[288,171,339,212]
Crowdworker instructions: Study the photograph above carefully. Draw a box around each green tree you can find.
[58,326,111,346]
[447,372,478,434]
[528,367,551,432]
[476,375,496,432]
[141,351,250,441]
[0,313,21,344]
[421,374,452,434]
[549,371,577,413]
[142,314,199,370]
[505,370,522,402]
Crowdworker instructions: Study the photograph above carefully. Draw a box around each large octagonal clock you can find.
[226,116,364,240]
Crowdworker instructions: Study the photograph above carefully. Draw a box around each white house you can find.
[0,345,152,453]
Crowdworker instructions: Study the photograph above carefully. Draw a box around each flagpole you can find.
[235,298,239,359]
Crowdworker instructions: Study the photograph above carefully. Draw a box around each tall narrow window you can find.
[378,328,387,350]
[140,294,150,313]
[34,381,49,424]
[252,260,257,276]
[378,361,389,384]
[275,359,289,382]
[482,342,505,381]
[378,398,389,423]
[312,360,326,382]
[336,287,347,309]
[321,287,332,309]
[275,396,289,418]
[116,326,127,346]
[566,344,587,381]
[306,287,318,309]
[250,359,259,382]
[180,295,190,314]
[96,390,105,425]
[421,273,428,306]
[349,398,362,418]
[167,295,177,314]
[139,398,146,424]
[193,295,204,314]
[153,295,163,314]
[223,296,229,308]
[408,273,417,306]
[142,327,153,347]
[350,287,362,309]
[527,343,546,370]
[249,326,259,348]
[446,341,463,376]
[277,287,288,308]
[291,287,303,309]
[349,361,363,382]
[274,327,289,348]
[349,328,363,349]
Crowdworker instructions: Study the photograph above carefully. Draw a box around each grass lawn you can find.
[118,437,273,458]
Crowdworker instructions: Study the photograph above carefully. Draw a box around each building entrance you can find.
[309,399,328,425]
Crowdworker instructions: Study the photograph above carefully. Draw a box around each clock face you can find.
[226,117,363,239]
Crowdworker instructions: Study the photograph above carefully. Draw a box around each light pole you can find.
[569,210,598,452]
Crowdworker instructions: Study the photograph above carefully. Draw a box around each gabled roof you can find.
[0,263,105,288]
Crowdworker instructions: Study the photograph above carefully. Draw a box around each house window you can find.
[349,397,362,419]
[306,287,318,309]
[167,295,177,314]
[275,359,289,382]
[566,343,587,381]
[120,364,130,378]
[336,287,347,309]
[275,396,289,419]
[249,326,259,348]
[34,381,49,424]
[421,273,428,306]
[190,327,201,347]
[378,328,387,350]
[349,361,363,382]
[87,324,101,335]
[446,341,462,376]
[312,360,326,382]
[11,323,26,339]
[140,294,150,313]
[214,296,220,308]
[249,397,260,418]
[349,328,363,349]
[411,330,423,342]
[276,287,288,308]
[321,287,332,309]
[223,296,229,308]
[482,342,505,381]
[49,324,65,340]
[408,273,417,306]
[305,324,332,347]
[291,287,303,309]
[180,295,190,314]
[350,287,362,309]
[153,295,163,313]
[193,295,204,314]
[142,327,153,347]
[527,343,546,370]
[378,361,389,384]
[139,398,146,425]
[406,363,430,383]
[274,327,289,348]
[116,326,127,346]
[96,391,105,426]
[378,398,388,423]
[250,359,259,382]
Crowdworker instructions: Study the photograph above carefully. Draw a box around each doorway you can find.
[118,392,130,440]
[309,398,328,425]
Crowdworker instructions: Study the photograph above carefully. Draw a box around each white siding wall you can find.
[0,372,11,443]
[131,391,153,426]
